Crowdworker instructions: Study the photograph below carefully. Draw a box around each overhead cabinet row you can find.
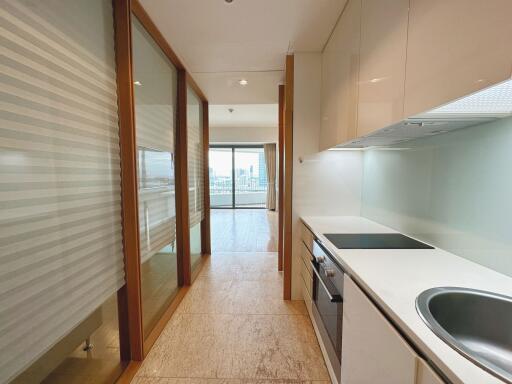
[320,0,512,150]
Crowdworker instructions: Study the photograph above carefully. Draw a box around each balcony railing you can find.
[210,176,267,207]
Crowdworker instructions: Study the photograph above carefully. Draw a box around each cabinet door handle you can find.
[310,261,343,303]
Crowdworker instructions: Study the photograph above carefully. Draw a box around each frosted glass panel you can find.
[362,117,512,277]
[190,222,202,271]
[131,17,179,338]
[187,86,204,227]
[187,86,203,272]
[0,0,124,383]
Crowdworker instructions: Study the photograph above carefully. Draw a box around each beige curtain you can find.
[264,143,277,210]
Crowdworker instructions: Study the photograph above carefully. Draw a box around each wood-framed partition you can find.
[278,84,285,271]
[113,0,211,380]
[283,55,294,300]
[201,100,211,255]
[113,0,144,364]
[175,69,191,286]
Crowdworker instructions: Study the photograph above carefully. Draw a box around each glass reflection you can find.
[132,17,179,337]
[187,87,204,273]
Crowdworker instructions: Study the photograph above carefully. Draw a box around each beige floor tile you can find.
[199,254,280,282]
[133,378,329,384]
[133,211,330,384]
[136,313,329,381]
[177,279,307,316]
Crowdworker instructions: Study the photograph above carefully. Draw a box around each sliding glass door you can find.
[187,86,205,273]
[131,16,179,339]
[234,147,267,208]
[209,147,233,207]
[209,145,267,208]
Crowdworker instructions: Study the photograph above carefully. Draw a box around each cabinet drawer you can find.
[302,274,313,314]
[300,242,313,277]
[300,255,313,299]
[301,222,314,253]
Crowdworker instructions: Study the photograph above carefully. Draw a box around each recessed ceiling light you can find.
[225,0,233,3]
[134,81,142,86]
[238,79,248,86]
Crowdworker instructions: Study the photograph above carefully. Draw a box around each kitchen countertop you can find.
[301,215,512,384]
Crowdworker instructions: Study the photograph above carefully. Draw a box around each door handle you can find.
[310,260,342,303]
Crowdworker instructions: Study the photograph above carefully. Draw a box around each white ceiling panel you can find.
[192,71,284,104]
[139,0,346,104]
[210,104,278,128]
[139,0,346,72]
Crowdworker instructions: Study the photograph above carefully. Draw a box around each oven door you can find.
[311,239,344,383]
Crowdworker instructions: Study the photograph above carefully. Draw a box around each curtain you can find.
[0,1,124,382]
[264,143,277,210]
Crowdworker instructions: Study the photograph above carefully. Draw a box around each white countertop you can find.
[301,215,512,384]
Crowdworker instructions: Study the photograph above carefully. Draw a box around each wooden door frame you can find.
[201,100,211,256]
[113,0,144,363]
[175,69,191,286]
[283,55,294,300]
[186,73,210,283]
[114,0,211,376]
[278,84,285,271]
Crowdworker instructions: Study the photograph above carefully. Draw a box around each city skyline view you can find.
[209,146,268,208]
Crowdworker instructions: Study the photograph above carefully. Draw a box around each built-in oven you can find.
[311,238,344,384]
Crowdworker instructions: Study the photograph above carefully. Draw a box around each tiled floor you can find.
[133,210,330,383]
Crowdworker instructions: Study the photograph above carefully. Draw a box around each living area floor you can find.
[132,209,330,383]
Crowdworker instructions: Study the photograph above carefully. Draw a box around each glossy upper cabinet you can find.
[320,0,361,151]
[356,0,409,137]
[404,0,512,117]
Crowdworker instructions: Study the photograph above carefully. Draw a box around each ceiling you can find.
[210,104,278,128]
[191,71,284,105]
[139,0,346,126]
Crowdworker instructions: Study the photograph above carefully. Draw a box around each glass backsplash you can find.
[362,116,512,277]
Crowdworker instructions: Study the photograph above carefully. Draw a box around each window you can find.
[209,145,268,208]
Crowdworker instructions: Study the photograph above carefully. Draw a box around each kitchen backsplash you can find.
[361,116,512,277]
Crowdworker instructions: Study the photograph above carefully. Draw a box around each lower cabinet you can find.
[300,243,313,313]
[417,359,445,384]
[342,277,444,384]
[299,222,444,384]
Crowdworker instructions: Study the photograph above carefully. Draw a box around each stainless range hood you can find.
[337,79,512,148]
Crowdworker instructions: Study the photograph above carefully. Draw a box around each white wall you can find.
[210,126,277,144]
[292,53,362,299]
[362,117,512,278]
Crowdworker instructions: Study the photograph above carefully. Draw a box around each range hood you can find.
[337,79,512,148]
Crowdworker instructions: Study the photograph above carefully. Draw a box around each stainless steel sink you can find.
[416,287,512,383]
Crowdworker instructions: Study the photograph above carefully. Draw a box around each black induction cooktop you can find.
[323,233,434,249]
